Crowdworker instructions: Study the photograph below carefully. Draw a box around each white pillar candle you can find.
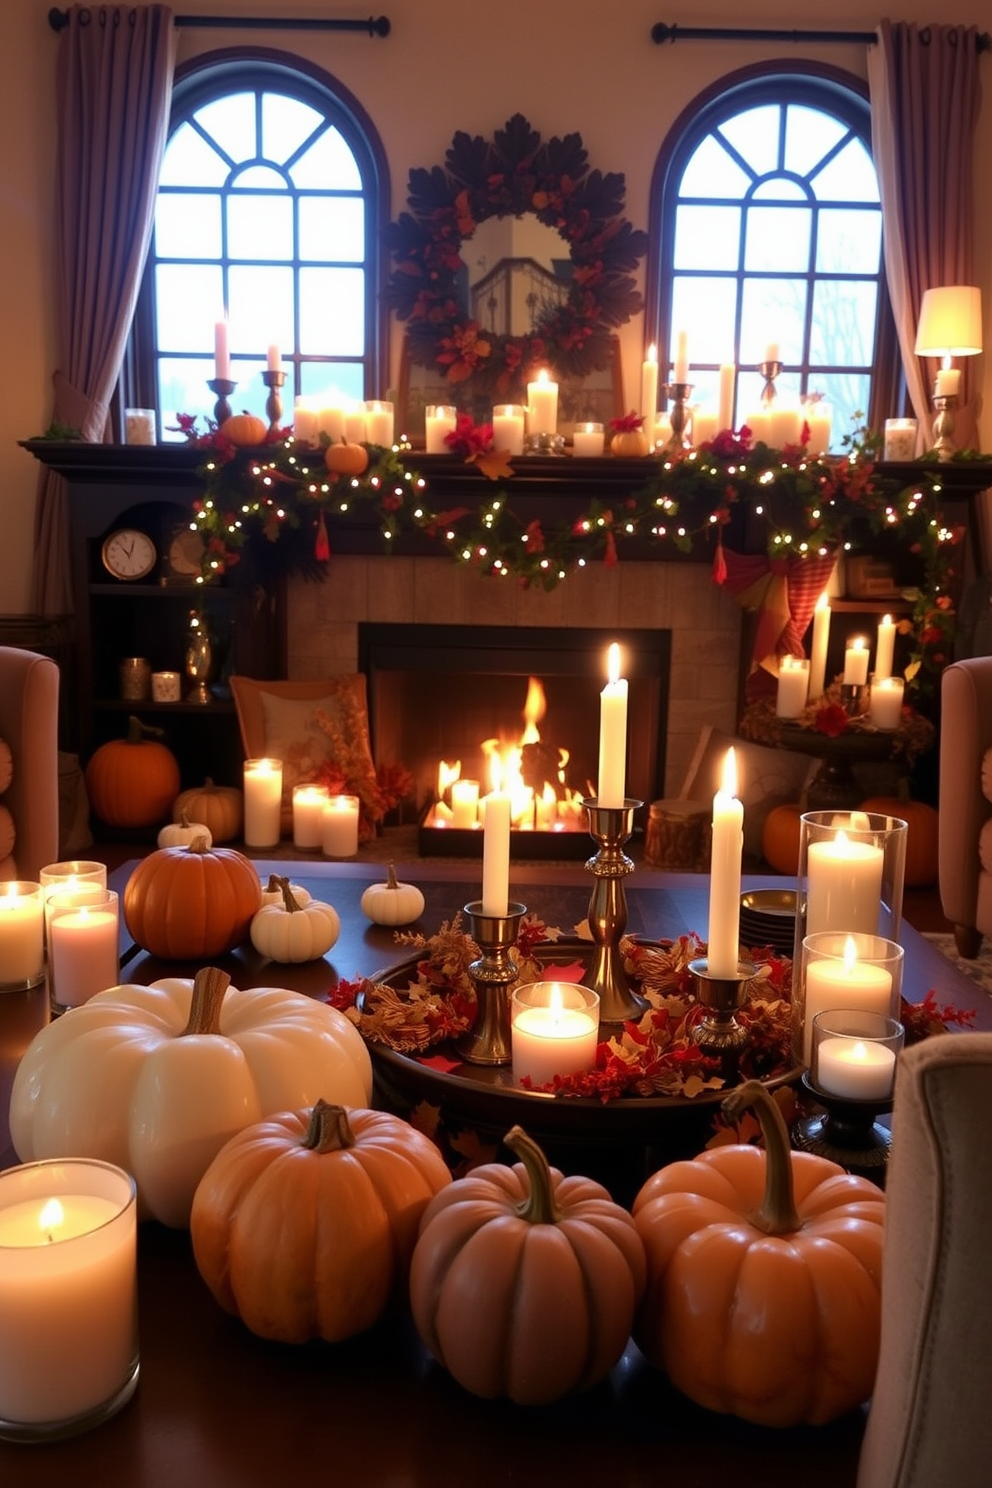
[292,784,330,850]
[806,831,885,939]
[808,591,831,700]
[321,795,360,858]
[266,343,281,373]
[652,411,672,449]
[883,418,918,461]
[934,366,961,397]
[481,790,511,917]
[803,401,832,456]
[767,400,803,448]
[597,642,628,808]
[691,406,719,446]
[744,408,773,445]
[526,370,558,435]
[641,345,658,447]
[0,882,44,986]
[47,891,120,1010]
[572,421,604,457]
[803,941,893,1064]
[718,363,735,431]
[343,405,368,444]
[318,403,347,444]
[870,676,905,730]
[511,983,599,1086]
[775,655,810,719]
[492,404,525,456]
[450,778,480,830]
[707,748,744,977]
[124,408,155,445]
[214,318,230,380]
[672,330,689,382]
[425,404,457,453]
[243,757,283,849]
[293,399,320,445]
[843,636,870,686]
[816,1035,897,1100]
[364,400,394,447]
[0,1159,137,1433]
[875,614,896,683]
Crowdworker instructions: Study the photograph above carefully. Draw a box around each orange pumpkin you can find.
[761,802,803,874]
[85,715,181,828]
[325,439,369,476]
[219,412,268,447]
[859,796,938,887]
[171,778,243,844]
[191,1100,451,1342]
[123,836,262,959]
[409,1125,647,1404]
[632,1080,885,1427]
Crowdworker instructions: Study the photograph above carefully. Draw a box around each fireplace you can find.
[359,624,670,856]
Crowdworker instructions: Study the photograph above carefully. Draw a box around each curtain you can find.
[32,5,176,615]
[719,547,839,705]
[868,21,983,449]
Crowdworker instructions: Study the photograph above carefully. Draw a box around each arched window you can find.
[128,52,388,441]
[648,65,893,450]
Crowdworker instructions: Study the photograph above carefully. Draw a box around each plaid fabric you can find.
[718,545,838,701]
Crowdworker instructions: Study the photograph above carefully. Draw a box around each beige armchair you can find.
[937,655,992,956]
[0,646,59,881]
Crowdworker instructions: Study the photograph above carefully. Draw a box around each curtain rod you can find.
[651,22,991,51]
[48,9,390,36]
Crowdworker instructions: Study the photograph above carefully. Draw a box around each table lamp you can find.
[914,285,983,459]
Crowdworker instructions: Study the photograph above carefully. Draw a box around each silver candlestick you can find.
[456,900,527,1066]
[262,369,286,434]
[664,381,693,449]
[207,377,236,426]
[688,957,757,1079]
[760,358,781,407]
[580,798,648,1026]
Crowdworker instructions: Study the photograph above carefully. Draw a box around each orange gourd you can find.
[219,413,268,447]
[191,1100,451,1343]
[85,715,181,828]
[123,836,262,959]
[859,796,938,887]
[325,439,369,477]
[409,1125,647,1405]
[632,1080,885,1427]
[171,778,243,843]
[761,802,803,874]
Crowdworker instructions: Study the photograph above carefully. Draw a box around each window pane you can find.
[235,165,286,190]
[810,280,877,365]
[811,139,879,203]
[262,92,322,166]
[194,94,257,165]
[718,106,781,175]
[299,196,365,263]
[810,371,871,448]
[737,369,802,422]
[816,209,881,274]
[670,277,738,365]
[751,178,806,201]
[158,355,214,440]
[673,206,741,270]
[228,193,293,260]
[301,362,365,403]
[300,268,365,354]
[744,204,811,271]
[156,264,223,350]
[158,122,229,188]
[290,126,361,190]
[156,193,222,259]
[679,135,751,198]
[783,106,847,178]
[740,278,807,364]
[229,266,295,351]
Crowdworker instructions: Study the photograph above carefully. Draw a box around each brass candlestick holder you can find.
[840,681,867,717]
[760,358,781,406]
[663,382,693,449]
[207,377,236,425]
[455,900,527,1066]
[262,369,286,433]
[580,798,648,1026]
[688,956,757,1080]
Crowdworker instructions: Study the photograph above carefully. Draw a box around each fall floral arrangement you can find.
[739,679,936,768]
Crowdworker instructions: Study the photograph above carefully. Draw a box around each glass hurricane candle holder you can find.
[0,882,45,991]
[792,1010,905,1179]
[795,930,904,1068]
[47,888,120,1015]
[511,981,600,1087]
[792,808,908,972]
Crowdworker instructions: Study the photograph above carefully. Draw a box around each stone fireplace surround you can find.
[285,553,743,802]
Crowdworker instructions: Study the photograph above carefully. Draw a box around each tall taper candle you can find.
[707,748,744,977]
[481,790,511,918]
[875,614,896,683]
[597,642,628,808]
[718,362,735,431]
[641,344,658,449]
[214,319,230,381]
[808,590,831,699]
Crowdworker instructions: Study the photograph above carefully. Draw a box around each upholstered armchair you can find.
[938,655,992,955]
[0,646,59,881]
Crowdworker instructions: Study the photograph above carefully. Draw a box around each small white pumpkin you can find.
[250,876,340,963]
[157,809,213,850]
[360,863,426,926]
[259,872,311,908]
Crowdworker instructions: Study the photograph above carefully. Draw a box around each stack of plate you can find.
[739,889,797,956]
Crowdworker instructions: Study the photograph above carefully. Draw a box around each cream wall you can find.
[3,0,991,613]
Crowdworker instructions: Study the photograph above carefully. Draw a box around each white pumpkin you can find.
[360,864,426,926]
[259,872,312,907]
[250,877,341,963]
[157,810,213,849]
[9,965,372,1229]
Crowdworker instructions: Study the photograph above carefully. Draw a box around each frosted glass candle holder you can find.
[425,405,457,453]
[572,421,605,457]
[511,981,600,1087]
[869,675,905,730]
[243,758,283,849]
[796,930,904,1067]
[793,808,907,955]
[47,889,120,1015]
[492,405,525,456]
[810,1009,904,1102]
[0,882,45,990]
[292,783,330,850]
[775,656,810,718]
[883,418,918,461]
[321,794,360,858]
[364,400,394,447]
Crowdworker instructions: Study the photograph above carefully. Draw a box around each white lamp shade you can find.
[914,285,983,357]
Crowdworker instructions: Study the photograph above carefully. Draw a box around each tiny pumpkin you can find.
[761,802,803,875]
[85,715,181,828]
[191,1100,451,1343]
[157,809,213,850]
[259,871,311,907]
[409,1125,647,1405]
[610,427,651,457]
[360,863,425,926]
[325,439,369,477]
[172,778,243,844]
[219,412,268,447]
[123,835,261,959]
[632,1080,885,1428]
[250,876,340,962]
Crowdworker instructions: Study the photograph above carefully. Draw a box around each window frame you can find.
[645,59,901,437]
[121,47,391,431]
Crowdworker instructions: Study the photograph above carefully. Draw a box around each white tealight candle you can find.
[492,404,525,456]
[292,784,330,850]
[526,370,558,435]
[803,938,894,1064]
[243,757,283,849]
[707,748,744,978]
[572,421,604,457]
[805,830,885,939]
[808,591,831,700]
[597,642,628,808]
[321,795,360,858]
[875,614,896,683]
[511,983,599,1087]
[843,636,870,686]
[641,345,658,448]
[816,1035,897,1101]
[775,655,810,719]
[870,676,905,731]
[0,882,44,986]
[481,789,511,917]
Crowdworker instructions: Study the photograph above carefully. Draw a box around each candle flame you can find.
[843,935,859,972]
[437,759,462,798]
[850,636,867,652]
[536,368,550,386]
[646,343,657,363]
[606,642,621,686]
[851,1040,868,1062]
[719,746,738,797]
[38,1198,63,1242]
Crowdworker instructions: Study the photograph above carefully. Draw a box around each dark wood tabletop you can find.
[0,860,984,1486]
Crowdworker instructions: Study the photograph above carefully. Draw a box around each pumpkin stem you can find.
[302,1100,356,1154]
[505,1125,563,1226]
[720,1080,801,1236]
[182,966,232,1037]
[125,714,166,745]
[386,863,399,891]
[272,874,303,913]
[186,834,213,855]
